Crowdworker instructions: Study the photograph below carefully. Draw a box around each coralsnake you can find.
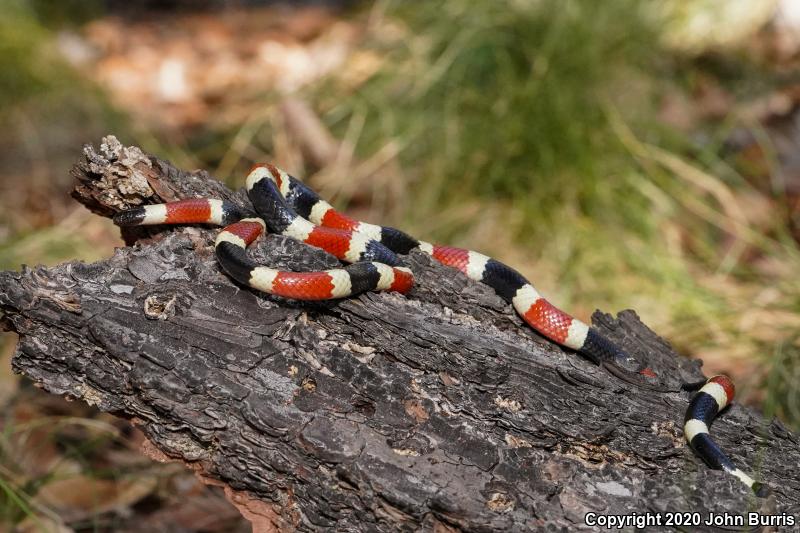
[115,163,767,496]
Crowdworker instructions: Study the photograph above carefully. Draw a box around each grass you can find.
[0,0,125,271]
[0,407,159,531]
[763,337,800,426]
[346,0,657,199]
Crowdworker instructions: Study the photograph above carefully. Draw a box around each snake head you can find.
[247,163,289,193]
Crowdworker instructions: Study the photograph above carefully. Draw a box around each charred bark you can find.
[1,136,797,532]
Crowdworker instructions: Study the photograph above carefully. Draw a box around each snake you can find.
[684,375,768,496]
[114,162,767,496]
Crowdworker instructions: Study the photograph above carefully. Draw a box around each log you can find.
[1,136,797,532]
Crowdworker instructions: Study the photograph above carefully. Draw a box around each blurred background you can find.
[2,0,800,529]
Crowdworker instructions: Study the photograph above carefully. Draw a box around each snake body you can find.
[115,181,413,300]
[114,163,766,496]
[253,164,653,375]
[684,376,767,496]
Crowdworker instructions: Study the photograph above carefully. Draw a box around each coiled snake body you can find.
[115,163,766,496]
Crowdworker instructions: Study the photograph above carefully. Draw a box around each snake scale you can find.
[115,163,767,497]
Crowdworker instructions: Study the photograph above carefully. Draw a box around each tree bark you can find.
[1,136,797,532]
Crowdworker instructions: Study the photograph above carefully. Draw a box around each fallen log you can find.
[1,136,797,531]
